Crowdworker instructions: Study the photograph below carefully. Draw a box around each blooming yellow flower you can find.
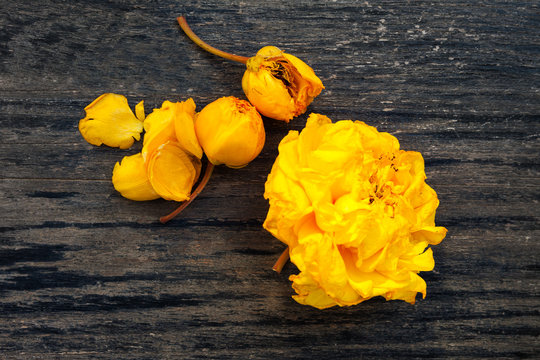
[147,141,202,202]
[112,153,160,201]
[79,93,144,149]
[264,113,447,309]
[195,96,265,168]
[242,46,324,122]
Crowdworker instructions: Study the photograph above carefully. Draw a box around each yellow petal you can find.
[142,98,202,161]
[174,99,203,159]
[112,153,160,201]
[242,69,295,121]
[147,141,201,202]
[290,272,338,309]
[141,100,178,161]
[283,52,324,96]
[79,93,143,149]
[135,100,145,121]
[412,226,448,245]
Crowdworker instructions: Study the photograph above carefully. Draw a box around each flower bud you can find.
[242,46,324,122]
[195,96,265,168]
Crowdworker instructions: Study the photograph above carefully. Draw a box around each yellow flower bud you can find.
[195,96,265,168]
[112,153,160,201]
[79,93,144,149]
[242,46,324,122]
[147,141,202,202]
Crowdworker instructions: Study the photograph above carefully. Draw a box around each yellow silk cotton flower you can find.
[79,93,145,149]
[112,98,202,203]
[264,113,447,309]
[195,96,265,168]
[177,17,323,122]
[242,46,324,122]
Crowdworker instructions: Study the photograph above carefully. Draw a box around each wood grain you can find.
[1,1,538,358]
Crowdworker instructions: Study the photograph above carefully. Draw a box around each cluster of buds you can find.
[79,94,266,222]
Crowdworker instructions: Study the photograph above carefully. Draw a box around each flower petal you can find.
[147,141,201,202]
[112,153,160,201]
[79,93,143,149]
[142,100,179,161]
[135,100,145,122]
[174,98,203,159]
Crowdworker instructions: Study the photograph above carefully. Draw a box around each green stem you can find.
[177,16,249,64]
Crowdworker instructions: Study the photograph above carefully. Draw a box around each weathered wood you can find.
[1,0,539,358]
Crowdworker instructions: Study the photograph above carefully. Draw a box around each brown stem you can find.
[160,162,215,224]
[272,247,290,273]
[177,16,249,64]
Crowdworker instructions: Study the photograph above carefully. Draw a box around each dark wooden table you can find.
[1,1,538,358]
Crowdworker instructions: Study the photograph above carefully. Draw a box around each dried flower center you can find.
[265,58,301,99]
[234,98,252,114]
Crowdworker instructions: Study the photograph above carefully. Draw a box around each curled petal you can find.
[79,93,143,149]
[142,98,202,161]
[174,99,203,159]
[135,100,145,122]
[112,153,160,201]
[147,141,201,202]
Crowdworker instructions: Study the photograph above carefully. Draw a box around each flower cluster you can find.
[79,17,322,212]
[79,95,265,208]
[78,16,446,310]
[263,114,447,309]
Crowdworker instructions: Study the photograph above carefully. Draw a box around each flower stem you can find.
[177,16,249,64]
[160,162,215,224]
[272,247,290,273]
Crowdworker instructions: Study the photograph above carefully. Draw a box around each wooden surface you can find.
[1,1,539,358]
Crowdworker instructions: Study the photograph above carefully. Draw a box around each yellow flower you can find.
[176,18,323,122]
[195,96,265,168]
[79,93,145,149]
[242,46,324,122]
[147,141,202,202]
[112,153,160,201]
[142,98,202,161]
[263,113,447,309]
[110,98,202,203]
